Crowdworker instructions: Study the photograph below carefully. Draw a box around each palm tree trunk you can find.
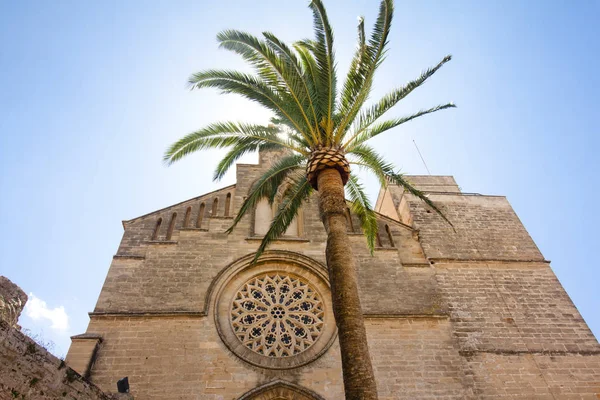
[316,168,378,400]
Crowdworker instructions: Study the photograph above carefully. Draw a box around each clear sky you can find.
[1,0,598,357]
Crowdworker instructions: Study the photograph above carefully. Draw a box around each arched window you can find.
[166,212,177,240]
[284,214,299,236]
[385,224,395,247]
[196,202,205,228]
[376,231,383,248]
[224,193,231,217]
[152,217,162,241]
[254,199,271,236]
[345,208,354,232]
[183,206,192,228]
[212,198,219,217]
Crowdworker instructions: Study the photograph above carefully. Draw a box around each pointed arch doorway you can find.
[237,380,325,400]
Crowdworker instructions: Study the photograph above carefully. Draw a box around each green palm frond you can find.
[387,172,455,230]
[334,0,393,143]
[336,17,367,129]
[217,30,282,87]
[348,144,454,230]
[226,154,305,234]
[345,55,452,145]
[214,140,283,181]
[263,32,320,138]
[308,0,337,137]
[166,0,456,258]
[345,175,378,253]
[347,143,391,188]
[345,103,456,151]
[164,122,302,165]
[217,30,317,143]
[293,42,320,96]
[188,69,309,139]
[253,173,313,263]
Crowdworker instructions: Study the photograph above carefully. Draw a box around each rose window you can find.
[230,273,324,357]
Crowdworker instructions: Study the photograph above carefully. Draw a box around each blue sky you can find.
[1,0,598,356]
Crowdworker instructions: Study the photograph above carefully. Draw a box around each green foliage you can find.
[165,0,454,258]
[65,368,77,383]
[252,173,313,264]
[226,154,306,235]
[25,343,36,355]
[346,176,378,252]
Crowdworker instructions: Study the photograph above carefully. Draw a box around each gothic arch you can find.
[237,380,325,400]
[247,177,305,237]
[207,251,337,369]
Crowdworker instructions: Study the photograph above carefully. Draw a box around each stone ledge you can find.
[89,311,206,318]
[245,236,310,243]
[87,311,446,319]
[144,240,178,245]
[459,349,600,357]
[364,313,448,319]
[70,333,103,341]
[402,263,431,268]
[112,255,145,260]
[179,227,209,232]
[429,257,550,264]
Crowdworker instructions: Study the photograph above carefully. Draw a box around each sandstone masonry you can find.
[0,276,130,400]
[65,150,599,399]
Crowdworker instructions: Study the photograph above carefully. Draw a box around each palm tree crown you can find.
[164,0,454,258]
[165,1,454,397]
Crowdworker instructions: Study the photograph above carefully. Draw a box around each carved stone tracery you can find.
[230,274,324,357]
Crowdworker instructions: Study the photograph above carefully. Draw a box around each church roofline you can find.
[121,183,236,228]
[372,209,415,231]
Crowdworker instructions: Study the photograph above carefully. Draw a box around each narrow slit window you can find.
[284,216,298,236]
[152,218,162,241]
[184,207,192,228]
[212,198,219,217]
[196,203,205,228]
[254,199,272,236]
[166,212,177,240]
[385,224,395,247]
[345,208,354,232]
[225,193,231,217]
[376,231,383,248]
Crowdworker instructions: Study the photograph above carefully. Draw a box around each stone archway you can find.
[237,380,325,400]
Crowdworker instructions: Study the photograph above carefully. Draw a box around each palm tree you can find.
[164,0,453,398]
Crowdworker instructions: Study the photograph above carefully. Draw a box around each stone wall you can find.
[67,150,600,399]
[381,178,600,398]
[75,316,474,400]
[0,276,128,400]
[0,320,117,400]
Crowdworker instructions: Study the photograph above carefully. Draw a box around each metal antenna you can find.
[412,139,431,175]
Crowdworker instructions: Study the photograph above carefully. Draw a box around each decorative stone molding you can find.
[211,251,336,369]
[237,380,325,400]
[230,273,325,358]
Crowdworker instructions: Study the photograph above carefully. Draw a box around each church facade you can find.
[66,149,600,399]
